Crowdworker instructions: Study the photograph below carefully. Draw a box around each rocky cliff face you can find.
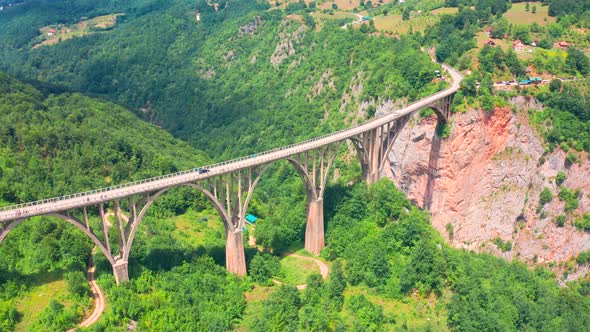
[386,98,590,279]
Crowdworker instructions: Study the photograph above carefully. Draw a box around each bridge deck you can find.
[0,64,462,222]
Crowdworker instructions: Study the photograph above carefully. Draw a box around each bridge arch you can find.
[285,158,318,202]
[123,183,230,262]
[427,105,449,124]
[347,95,452,186]
[0,213,118,277]
[122,165,273,280]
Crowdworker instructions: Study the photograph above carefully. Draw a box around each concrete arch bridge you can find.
[0,65,462,284]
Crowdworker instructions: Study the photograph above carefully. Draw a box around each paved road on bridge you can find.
[0,64,462,223]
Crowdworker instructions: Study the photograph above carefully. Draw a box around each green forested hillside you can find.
[0,73,212,330]
[0,73,208,205]
[241,180,590,331]
[1,0,590,331]
[0,0,442,159]
[0,0,446,256]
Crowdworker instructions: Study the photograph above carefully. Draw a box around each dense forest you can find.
[0,73,208,205]
[83,180,590,330]
[0,0,442,159]
[0,0,446,259]
[0,0,590,330]
[0,73,212,330]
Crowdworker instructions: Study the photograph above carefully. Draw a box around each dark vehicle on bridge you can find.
[197,168,209,174]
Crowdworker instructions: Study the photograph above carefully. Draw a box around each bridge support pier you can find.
[305,198,324,255]
[364,170,381,185]
[112,259,129,284]
[226,228,247,276]
[353,115,412,186]
[195,166,270,277]
[289,143,340,256]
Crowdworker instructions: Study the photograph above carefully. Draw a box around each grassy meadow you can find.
[504,2,555,26]
[33,14,123,49]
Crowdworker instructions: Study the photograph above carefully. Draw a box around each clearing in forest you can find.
[169,209,225,249]
[269,0,392,11]
[33,13,123,49]
[343,285,450,330]
[14,275,80,331]
[274,254,321,285]
[317,0,394,10]
[504,2,555,26]
[311,10,357,21]
[373,7,457,34]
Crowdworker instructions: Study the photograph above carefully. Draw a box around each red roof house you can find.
[513,40,525,52]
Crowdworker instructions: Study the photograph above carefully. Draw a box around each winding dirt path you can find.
[273,253,329,290]
[68,249,105,331]
[79,253,105,328]
[69,209,125,330]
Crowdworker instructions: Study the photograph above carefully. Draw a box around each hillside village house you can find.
[484,39,496,46]
[513,39,525,52]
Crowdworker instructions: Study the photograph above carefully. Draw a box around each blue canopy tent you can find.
[245,214,258,225]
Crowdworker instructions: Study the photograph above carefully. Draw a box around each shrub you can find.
[556,215,567,227]
[565,153,577,166]
[249,253,281,285]
[420,108,435,118]
[0,301,19,331]
[577,250,590,265]
[64,271,90,298]
[559,188,580,212]
[492,237,512,252]
[446,223,454,241]
[31,299,79,331]
[573,214,590,232]
[538,188,553,211]
[556,171,567,186]
[347,295,388,331]
[436,121,451,139]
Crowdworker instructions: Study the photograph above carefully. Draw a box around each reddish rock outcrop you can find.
[386,101,590,279]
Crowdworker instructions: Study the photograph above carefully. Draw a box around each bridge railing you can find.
[0,66,461,214]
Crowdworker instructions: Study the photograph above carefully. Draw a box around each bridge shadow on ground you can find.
[0,269,65,290]
[424,130,442,210]
[94,244,260,279]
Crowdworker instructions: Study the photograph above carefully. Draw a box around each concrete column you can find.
[226,228,247,276]
[361,161,380,185]
[364,170,380,185]
[370,128,383,184]
[305,198,324,255]
[112,260,129,284]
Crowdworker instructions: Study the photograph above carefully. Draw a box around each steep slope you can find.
[0,1,442,160]
[387,100,590,278]
[0,1,446,254]
[0,74,213,331]
[0,72,208,204]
